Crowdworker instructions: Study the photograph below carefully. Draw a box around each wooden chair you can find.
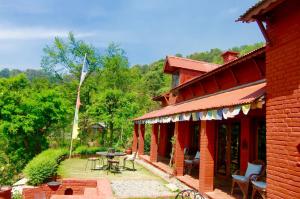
[175,189,206,199]
[251,180,266,199]
[123,152,137,170]
[184,151,200,175]
[231,160,265,199]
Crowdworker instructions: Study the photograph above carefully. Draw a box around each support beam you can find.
[174,122,187,176]
[213,76,221,90]
[132,123,139,152]
[158,124,167,157]
[229,68,239,85]
[138,124,145,155]
[252,59,263,78]
[150,124,159,162]
[256,19,271,45]
[199,120,215,192]
[240,118,251,173]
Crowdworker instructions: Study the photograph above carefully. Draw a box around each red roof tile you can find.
[164,56,220,73]
[134,81,265,121]
[237,0,285,22]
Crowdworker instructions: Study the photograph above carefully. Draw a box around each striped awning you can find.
[134,81,265,124]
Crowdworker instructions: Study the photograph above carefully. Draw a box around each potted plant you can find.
[0,185,12,199]
[125,137,133,155]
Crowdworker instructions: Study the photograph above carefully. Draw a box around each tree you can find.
[41,32,102,79]
[88,89,139,147]
[0,74,70,183]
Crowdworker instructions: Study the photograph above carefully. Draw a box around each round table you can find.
[96,151,126,159]
[96,151,127,172]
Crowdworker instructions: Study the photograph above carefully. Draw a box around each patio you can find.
[140,154,244,199]
[57,158,179,199]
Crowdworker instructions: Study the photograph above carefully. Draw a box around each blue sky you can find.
[0,0,263,70]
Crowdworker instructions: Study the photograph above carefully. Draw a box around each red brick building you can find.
[132,0,300,198]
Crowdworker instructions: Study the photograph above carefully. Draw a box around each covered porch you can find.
[132,82,266,199]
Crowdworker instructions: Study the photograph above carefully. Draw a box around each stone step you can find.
[84,187,98,197]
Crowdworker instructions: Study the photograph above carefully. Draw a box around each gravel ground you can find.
[110,158,191,198]
[135,158,190,191]
[111,179,175,198]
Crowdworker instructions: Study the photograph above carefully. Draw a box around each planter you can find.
[47,181,61,191]
[0,186,12,199]
[125,148,132,155]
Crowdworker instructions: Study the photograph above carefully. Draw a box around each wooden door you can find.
[216,121,240,177]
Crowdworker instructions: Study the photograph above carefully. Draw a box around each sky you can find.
[0,0,263,70]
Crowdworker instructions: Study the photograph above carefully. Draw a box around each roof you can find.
[237,0,285,22]
[134,80,266,121]
[171,46,265,92]
[164,55,220,74]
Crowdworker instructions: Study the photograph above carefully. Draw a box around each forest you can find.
[0,32,264,184]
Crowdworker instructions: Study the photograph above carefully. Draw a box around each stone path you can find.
[136,158,190,191]
[110,159,190,198]
[111,179,175,198]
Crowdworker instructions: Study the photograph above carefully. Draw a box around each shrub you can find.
[73,146,107,155]
[23,149,67,185]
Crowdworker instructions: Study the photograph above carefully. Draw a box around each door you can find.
[216,121,240,177]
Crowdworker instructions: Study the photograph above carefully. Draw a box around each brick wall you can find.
[199,120,215,192]
[150,124,159,162]
[138,124,145,155]
[132,124,139,152]
[23,179,97,199]
[265,0,300,198]
[174,122,188,176]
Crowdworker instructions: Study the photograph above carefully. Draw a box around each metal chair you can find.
[175,189,206,199]
[107,159,120,174]
[231,160,265,199]
[123,152,137,170]
[85,157,101,171]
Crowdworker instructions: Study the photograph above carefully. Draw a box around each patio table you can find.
[95,151,127,171]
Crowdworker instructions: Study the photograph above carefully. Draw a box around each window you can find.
[172,71,179,88]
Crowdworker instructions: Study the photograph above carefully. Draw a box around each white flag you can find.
[79,54,89,87]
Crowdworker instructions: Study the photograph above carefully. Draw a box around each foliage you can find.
[73,146,107,155]
[0,74,71,184]
[12,191,22,199]
[41,32,102,79]
[23,149,67,185]
[0,32,264,184]
[187,42,264,64]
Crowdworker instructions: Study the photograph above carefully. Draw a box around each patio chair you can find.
[231,160,265,199]
[85,157,101,171]
[175,189,206,199]
[107,159,120,174]
[123,151,137,170]
[184,151,200,175]
[251,180,266,199]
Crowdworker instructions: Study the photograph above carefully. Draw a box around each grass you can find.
[58,157,166,182]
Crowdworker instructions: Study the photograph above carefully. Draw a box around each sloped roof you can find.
[164,56,220,74]
[237,0,285,22]
[171,46,265,92]
[134,81,266,121]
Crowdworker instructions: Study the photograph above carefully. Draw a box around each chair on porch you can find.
[123,152,137,170]
[184,151,200,175]
[175,189,206,199]
[231,160,265,199]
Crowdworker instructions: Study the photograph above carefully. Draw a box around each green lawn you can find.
[58,158,165,181]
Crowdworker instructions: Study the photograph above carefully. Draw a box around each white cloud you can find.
[0,26,96,40]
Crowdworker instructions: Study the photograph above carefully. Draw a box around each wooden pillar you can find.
[158,123,167,157]
[199,120,215,192]
[138,124,145,155]
[132,123,139,152]
[174,122,187,176]
[150,124,159,162]
[240,117,251,173]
